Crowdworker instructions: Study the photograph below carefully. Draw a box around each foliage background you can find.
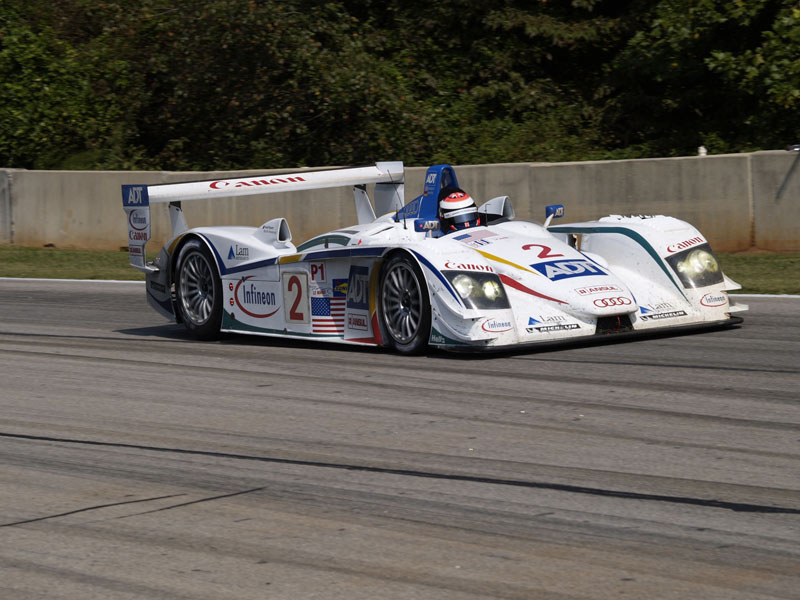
[1,0,798,170]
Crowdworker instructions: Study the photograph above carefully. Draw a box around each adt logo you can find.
[425,173,437,184]
[531,260,607,281]
[127,187,143,204]
[122,185,148,207]
[346,266,369,310]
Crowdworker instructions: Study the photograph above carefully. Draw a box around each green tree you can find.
[0,1,140,168]
[603,0,799,155]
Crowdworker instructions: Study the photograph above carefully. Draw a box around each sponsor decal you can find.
[575,284,623,296]
[122,185,148,207]
[526,323,580,333]
[333,279,348,297]
[234,276,280,318]
[426,173,437,184]
[403,197,421,215]
[149,280,166,293]
[209,176,306,190]
[531,259,607,281]
[528,315,567,325]
[414,220,440,232]
[310,286,331,298]
[430,331,446,344]
[311,296,346,333]
[228,245,250,260]
[127,208,149,241]
[428,328,462,345]
[128,245,143,256]
[640,302,677,315]
[481,318,513,333]
[453,230,501,247]
[593,296,633,308]
[700,292,727,307]
[128,209,148,231]
[347,312,369,331]
[346,266,370,310]
[640,310,688,321]
[667,236,705,253]
[443,261,494,272]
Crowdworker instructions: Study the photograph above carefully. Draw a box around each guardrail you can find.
[1,150,798,252]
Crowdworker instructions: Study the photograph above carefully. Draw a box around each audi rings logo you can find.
[593,296,632,308]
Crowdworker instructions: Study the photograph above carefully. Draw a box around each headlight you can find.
[443,271,510,309]
[483,279,503,301]
[666,244,724,288]
[452,274,477,298]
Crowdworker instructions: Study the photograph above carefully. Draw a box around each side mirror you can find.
[544,204,564,228]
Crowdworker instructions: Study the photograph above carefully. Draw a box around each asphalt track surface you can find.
[1,279,798,600]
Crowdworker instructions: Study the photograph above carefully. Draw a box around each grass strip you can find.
[0,245,146,281]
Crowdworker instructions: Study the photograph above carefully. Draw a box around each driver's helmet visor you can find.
[443,206,478,226]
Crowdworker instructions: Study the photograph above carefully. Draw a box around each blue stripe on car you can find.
[410,249,463,306]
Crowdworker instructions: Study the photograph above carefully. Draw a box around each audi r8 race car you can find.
[122,161,747,353]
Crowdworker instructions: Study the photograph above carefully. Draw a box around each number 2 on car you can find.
[282,272,309,324]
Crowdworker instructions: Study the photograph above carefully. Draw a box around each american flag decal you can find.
[311,297,346,334]
[453,229,498,247]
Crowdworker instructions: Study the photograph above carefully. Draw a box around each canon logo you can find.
[444,261,494,272]
[209,176,306,190]
[667,236,704,253]
[593,297,633,308]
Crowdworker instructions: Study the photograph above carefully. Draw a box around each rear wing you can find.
[122,161,404,272]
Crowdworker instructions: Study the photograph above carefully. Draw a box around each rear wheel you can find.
[378,254,431,354]
[175,240,222,340]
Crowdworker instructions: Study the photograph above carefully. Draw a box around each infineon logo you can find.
[233,277,280,318]
[128,209,148,231]
[481,318,512,332]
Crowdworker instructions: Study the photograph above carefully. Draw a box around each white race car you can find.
[122,162,746,353]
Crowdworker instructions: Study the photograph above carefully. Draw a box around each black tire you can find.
[174,239,222,340]
[378,254,431,354]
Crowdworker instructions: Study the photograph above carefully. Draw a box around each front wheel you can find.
[378,254,431,354]
[175,239,222,340]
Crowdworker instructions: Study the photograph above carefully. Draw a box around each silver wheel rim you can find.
[179,251,215,325]
[381,263,422,344]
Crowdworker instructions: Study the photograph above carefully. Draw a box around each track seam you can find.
[2,431,798,515]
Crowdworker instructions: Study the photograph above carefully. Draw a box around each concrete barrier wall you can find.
[1,151,797,252]
[751,151,800,251]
